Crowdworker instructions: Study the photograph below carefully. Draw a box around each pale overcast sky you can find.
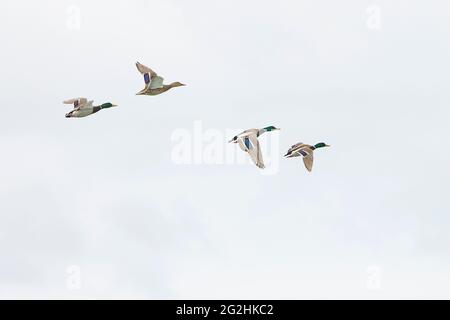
[1,0,450,299]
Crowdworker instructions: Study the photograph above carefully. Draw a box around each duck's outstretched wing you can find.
[136,61,157,77]
[301,148,314,172]
[290,142,304,150]
[79,100,93,109]
[285,142,304,156]
[135,62,164,89]
[238,134,265,169]
[287,144,314,171]
[63,98,88,109]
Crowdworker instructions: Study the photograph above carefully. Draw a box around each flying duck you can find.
[135,62,185,96]
[284,142,330,172]
[64,98,117,118]
[229,126,281,169]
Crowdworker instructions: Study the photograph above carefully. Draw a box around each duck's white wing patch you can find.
[78,100,93,109]
[63,98,87,108]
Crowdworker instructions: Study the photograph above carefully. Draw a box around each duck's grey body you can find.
[135,61,185,96]
[67,106,101,118]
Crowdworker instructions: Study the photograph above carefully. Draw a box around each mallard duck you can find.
[63,98,117,118]
[135,62,185,96]
[229,126,281,169]
[284,142,330,172]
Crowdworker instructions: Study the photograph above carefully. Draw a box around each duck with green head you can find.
[135,62,185,96]
[64,98,118,118]
[284,142,330,172]
[229,126,281,169]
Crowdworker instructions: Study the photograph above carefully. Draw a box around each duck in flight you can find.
[135,62,185,96]
[229,126,281,169]
[63,98,117,118]
[284,142,330,172]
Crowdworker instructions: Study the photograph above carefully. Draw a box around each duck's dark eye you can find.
[233,136,237,141]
